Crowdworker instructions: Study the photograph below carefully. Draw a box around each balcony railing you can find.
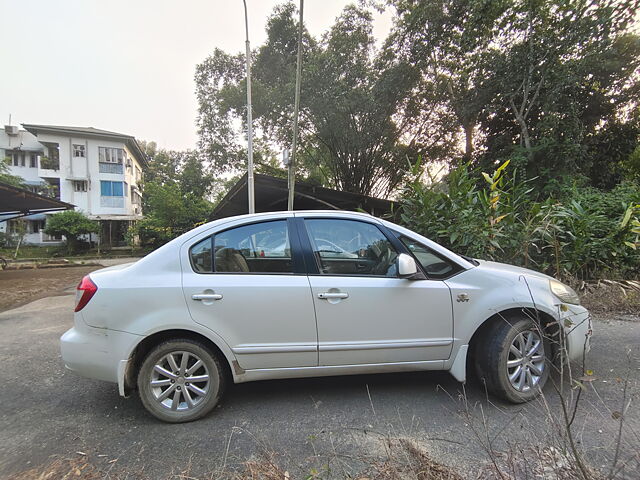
[99,162,124,174]
[100,196,125,208]
[41,232,63,243]
[39,156,60,171]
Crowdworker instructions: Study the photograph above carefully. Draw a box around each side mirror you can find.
[397,253,418,278]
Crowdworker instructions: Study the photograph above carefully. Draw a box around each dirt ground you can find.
[0,266,101,312]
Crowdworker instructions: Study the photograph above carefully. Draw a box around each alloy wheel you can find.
[507,330,545,392]
[150,351,210,411]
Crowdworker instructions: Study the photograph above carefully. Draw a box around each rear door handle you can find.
[192,293,223,301]
[318,292,349,300]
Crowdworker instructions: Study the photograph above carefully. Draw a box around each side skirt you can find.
[233,360,445,383]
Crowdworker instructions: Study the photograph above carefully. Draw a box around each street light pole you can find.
[242,0,255,213]
[287,0,304,211]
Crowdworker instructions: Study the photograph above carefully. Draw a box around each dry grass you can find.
[577,280,640,315]
[366,438,464,480]
[7,457,101,480]
[7,440,464,480]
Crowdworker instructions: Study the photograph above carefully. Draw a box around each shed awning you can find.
[0,182,74,221]
[211,173,395,220]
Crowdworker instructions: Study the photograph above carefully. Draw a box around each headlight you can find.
[549,279,580,305]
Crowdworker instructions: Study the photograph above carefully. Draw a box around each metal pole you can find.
[288,0,304,211]
[242,0,255,213]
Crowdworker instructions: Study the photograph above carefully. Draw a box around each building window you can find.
[30,154,38,168]
[73,144,85,157]
[131,187,142,206]
[73,180,88,192]
[99,147,124,164]
[98,147,125,173]
[28,220,45,234]
[41,143,60,170]
[100,181,124,197]
[124,181,128,197]
[8,220,21,234]
[10,151,26,167]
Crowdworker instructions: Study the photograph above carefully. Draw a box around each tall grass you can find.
[399,160,640,280]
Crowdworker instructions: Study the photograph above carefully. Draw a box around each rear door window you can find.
[189,220,295,274]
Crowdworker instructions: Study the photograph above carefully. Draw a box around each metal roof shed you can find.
[211,173,395,220]
[0,182,74,221]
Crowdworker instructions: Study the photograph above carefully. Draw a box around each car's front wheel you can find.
[137,339,226,423]
[475,314,550,403]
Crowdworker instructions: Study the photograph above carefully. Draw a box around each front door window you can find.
[305,219,398,276]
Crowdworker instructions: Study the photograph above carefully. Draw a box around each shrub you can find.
[399,161,640,280]
[44,210,99,253]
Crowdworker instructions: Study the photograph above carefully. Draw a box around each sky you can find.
[0,0,393,151]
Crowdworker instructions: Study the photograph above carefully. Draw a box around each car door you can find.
[299,216,454,366]
[182,218,318,370]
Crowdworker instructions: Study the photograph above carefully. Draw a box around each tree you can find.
[44,210,99,253]
[0,159,23,187]
[130,145,215,247]
[195,3,453,197]
[390,0,507,162]
[389,0,640,188]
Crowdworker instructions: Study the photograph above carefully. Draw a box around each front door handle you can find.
[192,293,223,301]
[318,292,349,300]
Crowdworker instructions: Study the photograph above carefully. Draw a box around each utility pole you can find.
[287,0,304,210]
[242,0,255,213]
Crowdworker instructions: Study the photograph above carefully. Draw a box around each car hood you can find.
[475,259,554,281]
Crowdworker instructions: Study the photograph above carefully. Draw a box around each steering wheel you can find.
[371,244,394,276]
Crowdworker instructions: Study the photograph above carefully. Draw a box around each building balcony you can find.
[100,196,125,208]
[37,156,61,178]
[99,162,124,174]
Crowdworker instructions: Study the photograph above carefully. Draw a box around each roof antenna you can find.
[8,114,11,126]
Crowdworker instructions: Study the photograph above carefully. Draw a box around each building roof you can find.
[22,123,148,167]
[0,182,74,221]
[211,173,395,220]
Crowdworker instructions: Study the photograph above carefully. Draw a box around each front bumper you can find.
[561,305,592,362]
[60,319,142,386]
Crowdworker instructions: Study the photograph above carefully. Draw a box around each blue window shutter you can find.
[113,182,123,196]
[100,181,111,196]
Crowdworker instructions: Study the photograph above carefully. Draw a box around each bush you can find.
[44,210,99,253]
[399,161,640,280]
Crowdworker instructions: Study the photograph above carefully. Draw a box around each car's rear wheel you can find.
[137,339,226,423]
[475,314,550,403]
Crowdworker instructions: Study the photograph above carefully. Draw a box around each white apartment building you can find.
[0,124,146,247]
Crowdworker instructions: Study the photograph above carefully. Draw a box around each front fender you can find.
[443,267,561,377]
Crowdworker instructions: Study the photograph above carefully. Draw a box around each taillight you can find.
[75,275,98,312]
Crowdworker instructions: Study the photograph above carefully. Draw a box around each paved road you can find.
[0,296,638,478]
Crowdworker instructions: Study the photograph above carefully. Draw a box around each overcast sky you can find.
[0,0,392,151]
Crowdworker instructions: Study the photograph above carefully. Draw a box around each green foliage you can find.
[128,145,215,248]
[44,210,99,253]
[400,162,640,280]
[389,0,640,189]
[131,182,212,248]
[0,160,23,187]
[623,145,640,182]
[194,3,448,197]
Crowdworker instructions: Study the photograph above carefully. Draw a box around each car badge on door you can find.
[457,293,470,303]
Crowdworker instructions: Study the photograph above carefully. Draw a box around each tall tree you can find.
[390,0,640,187]
[131,145,216,247]
[195,3,454,197]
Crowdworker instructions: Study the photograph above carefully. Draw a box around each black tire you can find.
[137,339,226,423]
[475,314,550,403]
